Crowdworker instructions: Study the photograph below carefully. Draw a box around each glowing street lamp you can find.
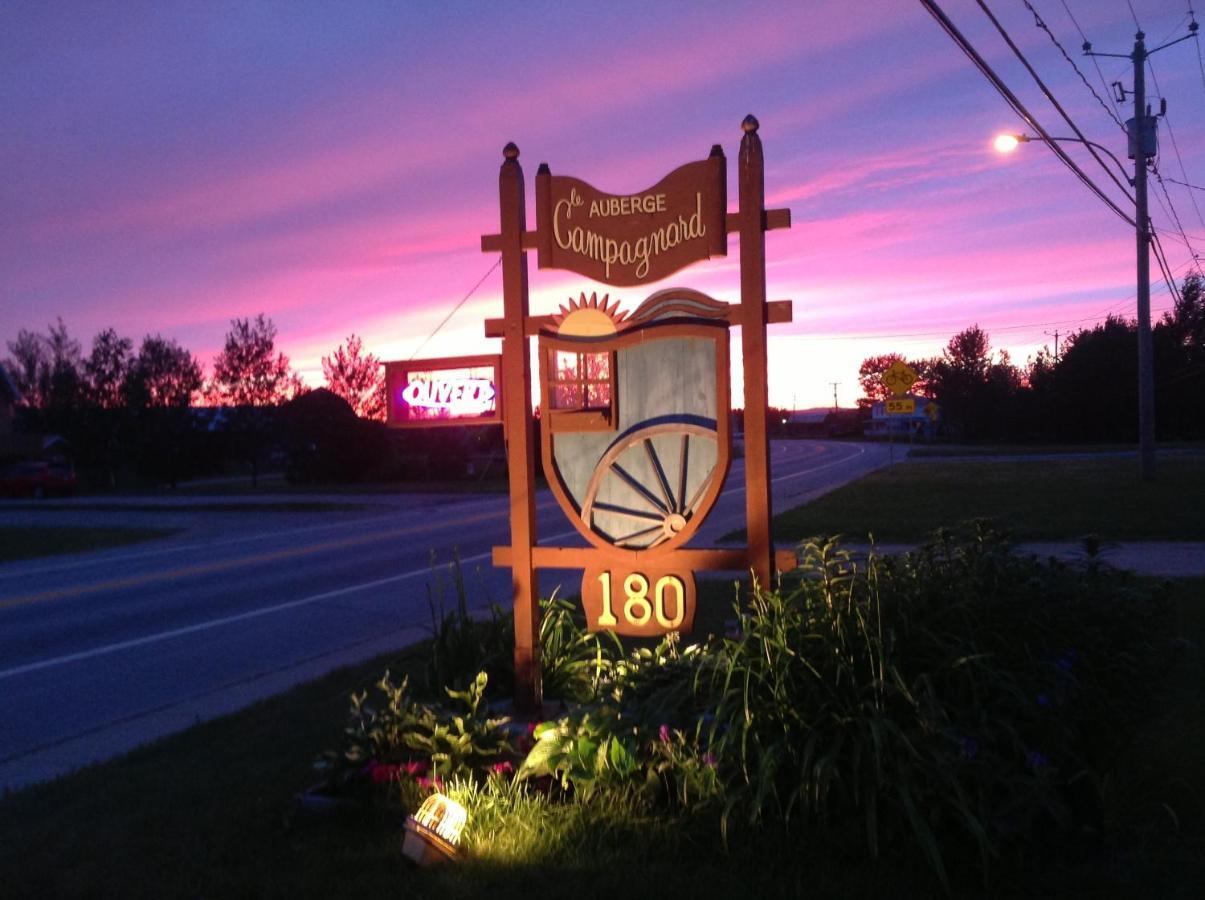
[992,133,1020,153]
[992,133,1133,185]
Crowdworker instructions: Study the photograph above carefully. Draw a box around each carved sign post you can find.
[482,117,792,711]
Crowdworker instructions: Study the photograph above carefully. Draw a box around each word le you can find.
[553,188,706,280]
[596,571,685,629]
[401,378,496,410]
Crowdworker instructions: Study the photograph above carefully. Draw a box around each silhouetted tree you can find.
[209,314,303,407]
[930,325,1021,440]
[43,318,84,413]
[124,335,202,409]
[208,314,305,485]
[3,329,49,409]
[321,333,385,420]
[84,328,134,409]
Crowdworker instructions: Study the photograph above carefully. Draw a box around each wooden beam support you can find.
[737,115,774,592]
[492,545,799,574]
[725,207,791,234]
[481,230,541,253]
[492,143,541,712]
[484,299,791,338]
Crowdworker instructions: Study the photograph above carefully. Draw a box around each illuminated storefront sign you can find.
[385,355,502,427]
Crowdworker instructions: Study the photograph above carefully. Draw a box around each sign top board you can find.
[883,360,919,397]
[535,154,727,287]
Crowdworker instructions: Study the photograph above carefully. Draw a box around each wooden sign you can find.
[535,155,727,286]
[481,118,793,710]
[384,355,502,428]
[537,292,732,636]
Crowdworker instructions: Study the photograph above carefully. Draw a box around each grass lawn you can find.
[763,455,1205,543]
[1,574,1202,898]
[0,526,179,562]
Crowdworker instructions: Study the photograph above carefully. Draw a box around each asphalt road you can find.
[0,439,892,790]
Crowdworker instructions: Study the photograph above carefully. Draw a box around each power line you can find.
[1126,0,1142,30]
[407,258,501,361]
[1144,59,1205,232]
[1150,162,1196,246]
[1026,0,1127,132]
[1191,2,1205,98]
[918,0,1136,227]
[1059,0,1129,126]
[977,0,1135,200]
[1167,176,1205,192]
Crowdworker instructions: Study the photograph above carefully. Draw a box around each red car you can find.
[0,461,77,498]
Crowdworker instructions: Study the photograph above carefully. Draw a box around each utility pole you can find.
[1043,329,1060,360]
[829,381,840,412]
[1131,34,1156,482]
[1086,19,1198,482]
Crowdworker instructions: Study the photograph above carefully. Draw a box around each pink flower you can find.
[659,724,671,743]
[402,760,429,776]
[369,763,401,783]
[490,761,515,775]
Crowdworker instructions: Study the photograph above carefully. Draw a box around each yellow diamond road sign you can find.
[883,360,919,397]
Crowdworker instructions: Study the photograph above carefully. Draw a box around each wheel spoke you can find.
[676,434,690,514]
[615,524,663,546]
[643,438,677,513]
[592,502,665,524]
[610,462,671,514]
[684,462,717,514]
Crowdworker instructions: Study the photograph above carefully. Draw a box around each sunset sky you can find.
[4,0,1204,409]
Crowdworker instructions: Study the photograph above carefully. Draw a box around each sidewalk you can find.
[818,542,1205,579]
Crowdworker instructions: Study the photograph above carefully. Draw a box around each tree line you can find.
[857,274,1204,442]
[2,314,389,487]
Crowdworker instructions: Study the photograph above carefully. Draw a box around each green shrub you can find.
[518,524,1173,892]
[538,592,621,703]
[316,670,512,787]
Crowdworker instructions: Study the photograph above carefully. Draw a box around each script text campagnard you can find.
[553,188,706,280]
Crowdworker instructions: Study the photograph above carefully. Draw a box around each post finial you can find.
[741,115,760,134]
[503,142,520,160]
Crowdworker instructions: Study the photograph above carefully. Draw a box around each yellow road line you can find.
[0,509,503,612]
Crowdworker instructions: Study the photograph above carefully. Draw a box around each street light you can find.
[993,133,1133,186]
[993,122,1157,481]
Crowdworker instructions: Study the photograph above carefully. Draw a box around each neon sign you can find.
[384,355,502,428]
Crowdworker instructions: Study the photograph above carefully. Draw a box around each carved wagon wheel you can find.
[580,420,719,550]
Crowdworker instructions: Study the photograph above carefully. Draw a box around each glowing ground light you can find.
[402,794,468,865]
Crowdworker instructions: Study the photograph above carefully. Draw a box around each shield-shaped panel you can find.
[539,297,731,555]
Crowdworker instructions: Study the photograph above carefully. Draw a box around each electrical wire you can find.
[1167,176,1205,192]
[1126,0,1142,30]
[1191,2,1205,98]
[1150,164,1200,264]
[1059,0,1128,124]
[1150,226,1188,302]
[406,258,501,361]
[1145,58,1205,231]
[1026,0,1127,132]
[978,0,1135,201]
[919,0,1136,227]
